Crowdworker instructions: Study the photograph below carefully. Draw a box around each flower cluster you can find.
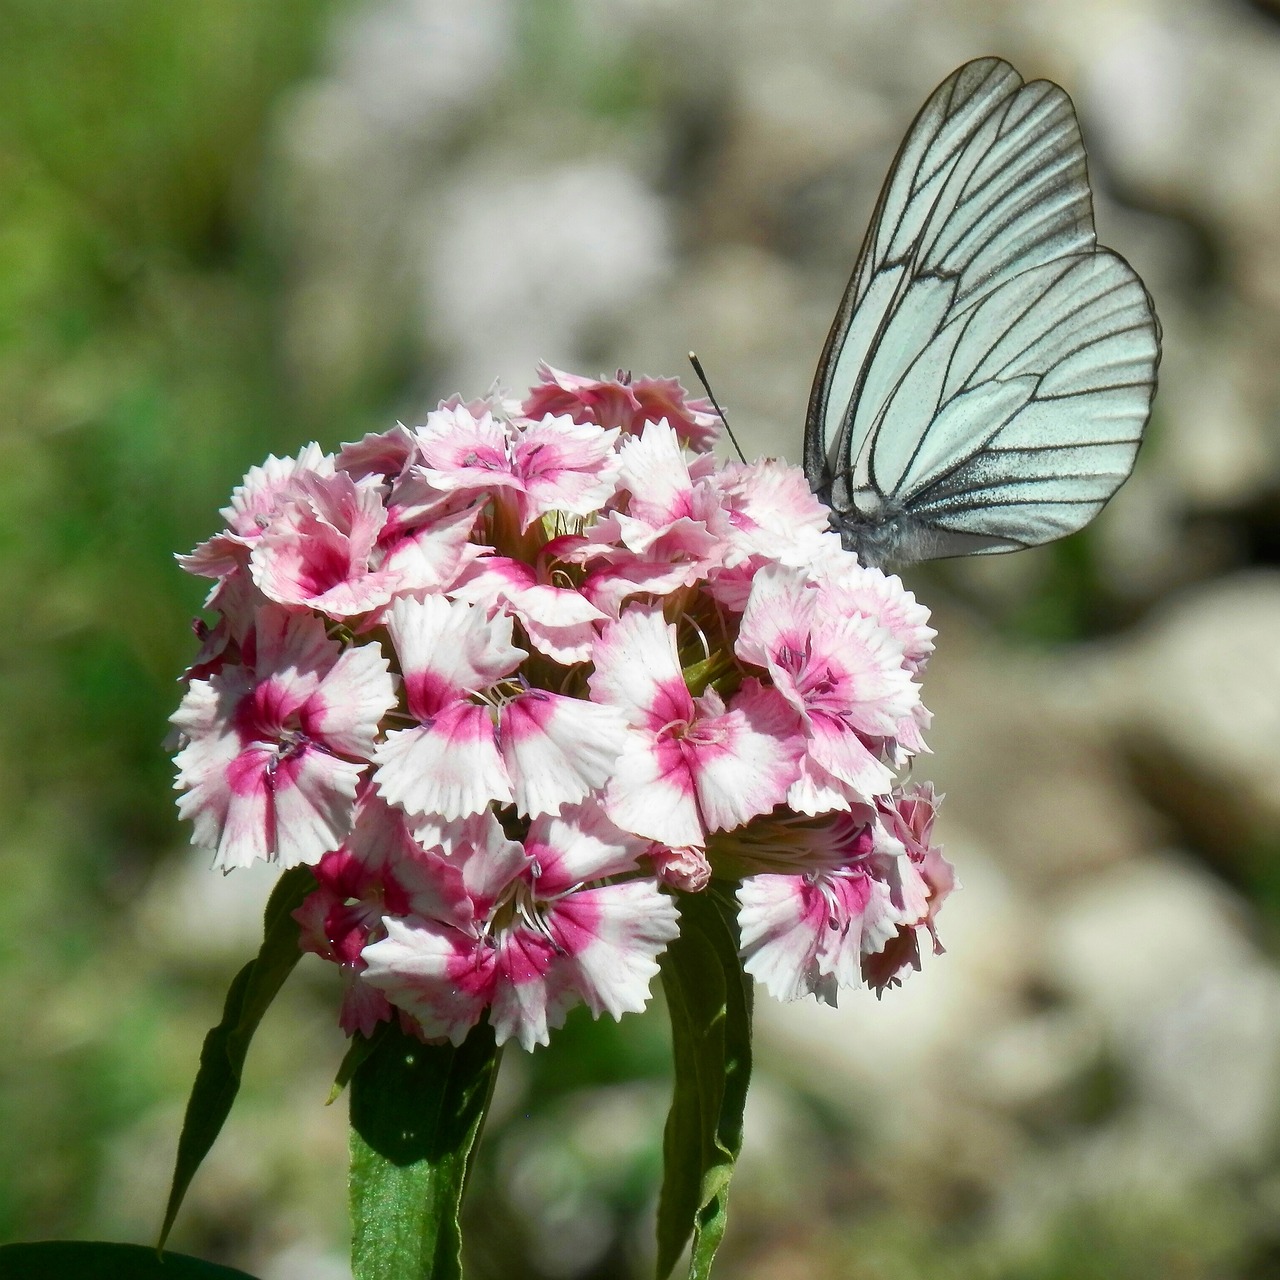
[171,362,956,1050]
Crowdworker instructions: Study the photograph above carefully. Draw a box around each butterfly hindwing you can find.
[804,56,1159,565]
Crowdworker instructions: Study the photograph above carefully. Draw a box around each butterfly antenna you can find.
[689,352,746,463]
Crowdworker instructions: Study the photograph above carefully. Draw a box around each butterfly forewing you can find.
[804,56,1159,565]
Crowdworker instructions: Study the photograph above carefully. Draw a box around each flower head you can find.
[173,362,954,1048]
[171,607,396,870]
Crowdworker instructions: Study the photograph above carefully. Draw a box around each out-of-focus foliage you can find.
[0,0,347,1254]
[5,1,1280,1278]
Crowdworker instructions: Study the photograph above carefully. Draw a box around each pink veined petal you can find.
[171,665,251,772]
[173,710,253,864]
[451,554,612,661]
[738,864,903,1005]
[510,415,620,527]
[336,789,473,927]
[513,580,608,629]
[737,874,832,1003]
[246,607,334,695]
[819,873,890,991]
[445,810,532,917]
[381,467,474,536]
[270,749,368,869]
[786,755,856,815]
[712,458,833,565]
[523,803,649,892]
[450,554,537,603]
[192,572,267,665]
[546,880,680,1019]
[515,578,609,662]
[339,975,394,1039]
[801,614,916,737]
[609,507,715,558]
[519,617,601,665]
[521,362,641,431]
[219,444,335,537]
[377,502,481,595]
[303,641,397,759]
[499,691,629,817]
[603,736,704,848]
[816,558,936,672]
[251,472,394,617]
[208,743,280,870]
[414,405,522,496]
[581,548,720,620]
[387,594,524,720]
[735,562,817,672]
[488,927,562,1050]
[690,681,804,835]
[374,703,513,821]
[629,375,720,450]
[337,423,418,482]
[361,916,495,1045]
[178,443,337,579]
[178,738,335,872]
[802,709,897,799]
[453,543,614,650]
[177,531,254,580]
[588,606,694,731]
[615,420,699,527]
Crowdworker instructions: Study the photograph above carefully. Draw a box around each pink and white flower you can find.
[590,606,803,847]
[704,459,839,610]
[374,595,628,821]
[250,470,403,618]
[360,804,680,1050]
[578,422,728,616]
[736,564,920,807]
[733,809,901,1004]
[178,444,336,580]
[293,789,471,1035]
[171,606,396,870]
[414,405,620,532]
[523,362,720,452]
[449,538,610,664]
[861,783,956,993]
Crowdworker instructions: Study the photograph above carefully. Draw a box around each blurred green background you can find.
[5,1,1280,1278]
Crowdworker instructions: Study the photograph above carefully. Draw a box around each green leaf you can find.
[656,885,754,1280]
[158,865,314,1248]
[0,1240,259,1279]
[349,1021,503,1280]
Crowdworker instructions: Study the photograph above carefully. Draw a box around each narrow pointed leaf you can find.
[158,866,314,1248]
[349,1021,502,1280]
[656,885,753,1280]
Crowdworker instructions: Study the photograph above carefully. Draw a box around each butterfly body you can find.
[805,58,1160,568]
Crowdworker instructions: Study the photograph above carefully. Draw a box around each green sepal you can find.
[656,884,754,1280]
[328,1024,387,1105]
[349,1021,503,1280]
[158,865,314,1248]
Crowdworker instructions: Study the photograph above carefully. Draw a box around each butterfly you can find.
[804,57,1161,568]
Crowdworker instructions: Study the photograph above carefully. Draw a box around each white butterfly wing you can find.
[805,57,1160,565]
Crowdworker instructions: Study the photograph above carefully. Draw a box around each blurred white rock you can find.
[329,0,515,137]
[422,160,673,394]
[1072,571,1280,829]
